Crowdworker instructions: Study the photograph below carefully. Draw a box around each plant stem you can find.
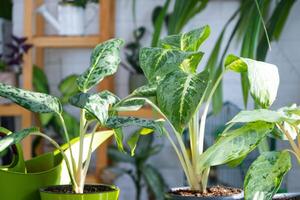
[76,109,87,193]
[58,114,77,178]
[32,132,78,191]
[201,167,210,192]
[278,124,300,157]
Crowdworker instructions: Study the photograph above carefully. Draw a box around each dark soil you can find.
[42,185,116,194]
[169,186,242,197]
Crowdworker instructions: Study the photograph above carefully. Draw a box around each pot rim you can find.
[168,186,244,199]
[273,192,300,198]
[39,184,119,195]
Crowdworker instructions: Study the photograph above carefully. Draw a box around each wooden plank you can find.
[119,107,159,119]
[32,36,101,48]
[0,104,27,116]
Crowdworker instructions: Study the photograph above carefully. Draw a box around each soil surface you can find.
[43,185,115,194]
[169,186,242,197]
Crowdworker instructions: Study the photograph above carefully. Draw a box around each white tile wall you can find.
[12,0,300,198]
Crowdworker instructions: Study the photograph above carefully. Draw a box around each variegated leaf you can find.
[77,39,124,92]
[113,99,145,112]
[131,84,157,97]
[225,54,279,108]
[105,116,165,135]
[0,127,39,152]
[198,122,274,169]
[139,47,202,82]
[244,151,291,200]
[69,91,119,124]
[0,83,62,114]
[158,25,210,52]
[157,70,209,133]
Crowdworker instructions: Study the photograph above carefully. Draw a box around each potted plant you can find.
[36,0,98,36]
[114,25,282,199]
[202,56,300,200]
[0,38,164,200]
[0,35,32,104]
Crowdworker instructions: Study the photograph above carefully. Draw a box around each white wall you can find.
[13,0,300,198]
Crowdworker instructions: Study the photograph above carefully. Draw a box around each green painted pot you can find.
[40,184,119,200]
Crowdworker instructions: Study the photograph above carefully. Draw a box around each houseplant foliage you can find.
[115,25,281,197]
[0,39,164,197]
[107,133,166,200]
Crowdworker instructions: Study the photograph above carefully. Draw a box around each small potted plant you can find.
[0,38,164,200]
[115,25,282,199]
[0,35,32,104]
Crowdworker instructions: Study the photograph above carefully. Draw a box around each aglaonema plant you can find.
[115,25,281,193]
[0,39,164,193]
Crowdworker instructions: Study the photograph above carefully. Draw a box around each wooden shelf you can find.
[0,104,27,116]
[120,107,161,119]
[32,36,102,48]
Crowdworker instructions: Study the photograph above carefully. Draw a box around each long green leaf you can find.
[244,151,291,200]
[143,164,166,200]
[77,39,124,92]
[0,83,62,114]
[198,122,274,169]
[157,70,209,133]
[0,127,39,152]
[33,65,50,94]
[59,74,80,104]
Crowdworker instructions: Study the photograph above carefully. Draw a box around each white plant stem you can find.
[278,124,300,157]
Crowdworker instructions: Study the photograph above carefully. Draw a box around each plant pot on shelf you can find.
[40,184,119,200]
[0,71,17,104]
[167,186,244,200]
[129,73,147,93]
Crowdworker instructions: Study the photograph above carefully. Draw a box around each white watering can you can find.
[36,3,96,36]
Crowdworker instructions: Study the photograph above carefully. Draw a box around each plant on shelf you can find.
[113,26,281,199]
[0,39,164,199]
[0,35,32,74]
[107,133,166,200]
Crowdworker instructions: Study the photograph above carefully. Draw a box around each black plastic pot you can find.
[273,193,300,200]
[166,187,244,200]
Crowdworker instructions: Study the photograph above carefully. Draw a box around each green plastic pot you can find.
[0,130,114,200]
[40,184,119,200]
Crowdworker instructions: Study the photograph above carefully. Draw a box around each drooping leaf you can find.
[108,146,135,164]
[127,128,154,156]
[143,164,166,200]
[105,116,165,135]
[59,74,80,104]
[225,55,279,108]
[229,109,286,124]
[0,83,62,114]
[69,91,119,124]
[198,122,274,169]
[0,127,39,152]
[114,128,124,152]
[77,39,124,92]
[159,25,210,52]
[157,70,209,133]
[139,47,202,82]
[244,151,291,200]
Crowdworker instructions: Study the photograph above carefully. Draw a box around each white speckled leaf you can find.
[0,83,62,114]
[198,122,274,169]
[157,70,209,133]
[139,47,202,82]
[0,127,39,152]
[77,39,124,92]
[244,151,291,200]
[69,91,119,124]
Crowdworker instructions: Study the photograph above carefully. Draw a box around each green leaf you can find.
[61,111,79,139]
[157,70,209,133]
[139,47,202,82]
[131,84,157,97]
[244,151,291,200]
[108,146,135,163]
[114,128,124,152]
[0,83,62,114]
[69,91,119,124]
[127,128,154,156]
[143,164,166,200]
[33,65,50,94]
[77,39,124,92]
[59,74,80,104]
[0,127,39,152]
[105,116,165,135]
[225,55,279,108]
[159,25,210,52]
[113,99,145,112]
[198,122,274,169]
[229,109,286,124]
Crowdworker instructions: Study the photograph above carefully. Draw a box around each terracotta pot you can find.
[40,184,119,200]
[167,187,244,200]
[0,71,17,104]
